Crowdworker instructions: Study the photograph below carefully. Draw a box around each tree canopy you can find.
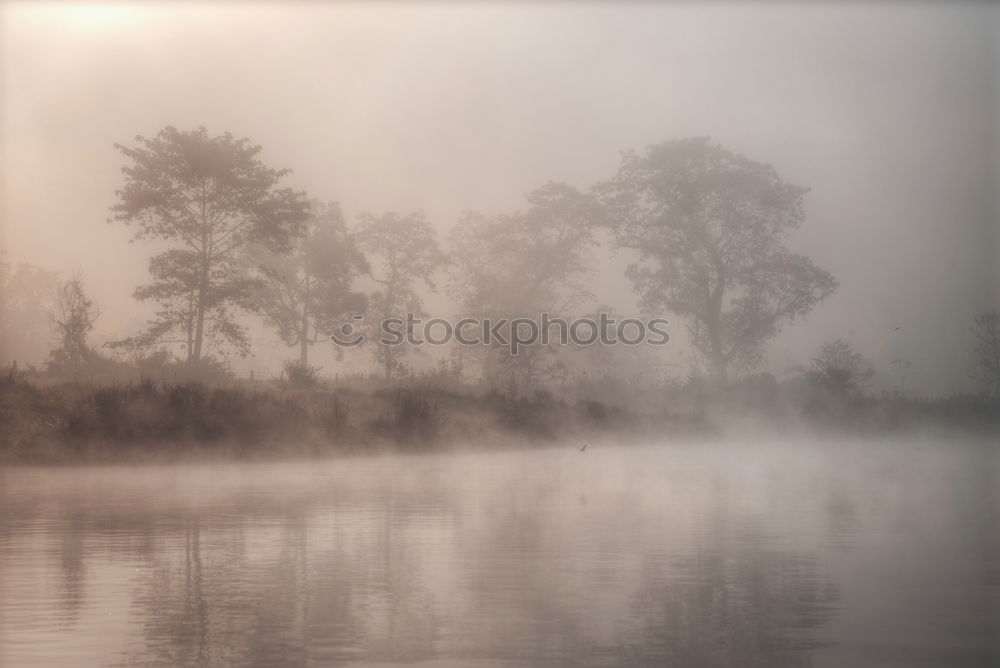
[971,309,1000,401]
[109,126,310,363]
[252,201,368,366]
[356,211,444,380]
[806,340,873,395]
[0,254,61,365]
[449,182,602,393]
[600,137,837,384]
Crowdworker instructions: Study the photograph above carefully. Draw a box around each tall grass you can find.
[281,360,324,390]
[370,387,442,446]
[65,380,310,447]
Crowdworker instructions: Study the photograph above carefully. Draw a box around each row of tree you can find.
[4,126,995,398]
[99,127,839,390]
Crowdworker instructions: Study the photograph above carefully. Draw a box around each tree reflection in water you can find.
[7,443,989,668]
[48,459,838,668]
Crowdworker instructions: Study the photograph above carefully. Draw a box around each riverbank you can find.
[0,376,704,464]
[1,373,995,464]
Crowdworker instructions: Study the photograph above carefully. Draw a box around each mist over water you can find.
[1,438,995,667]
[1,2,998,665]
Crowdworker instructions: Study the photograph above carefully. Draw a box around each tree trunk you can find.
[706,318,728,387]
[299,273,310,366]
[192,287,206,363]
[299,327,309,366]
[706,284,728,387]
[711,346,728,387]
[186,289,196,363]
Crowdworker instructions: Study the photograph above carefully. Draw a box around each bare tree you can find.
[600,137,837,385]
[49,276,101,373]
[971,309,1000,400]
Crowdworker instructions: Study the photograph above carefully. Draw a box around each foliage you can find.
[2,361,30,392]
[485,388,560,439]
[356,210,445,380]
[64,381,308,446]
[47,276,102,375]
[448,183,602,395]
[108,126,310,362]
[970,309,1000,401]
[599,137,837,384]
[167,356,234,384]
[370,387,441,445]
[281,359,323,390]
[805,340,874,395]
[0,255,61,364]
[252,201,368,365]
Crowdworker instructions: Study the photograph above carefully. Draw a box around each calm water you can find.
[0,439,996,667]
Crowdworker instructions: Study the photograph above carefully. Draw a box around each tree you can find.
[971,309,1000,400]
[356,211,444,381]
[448,182,602,394]
[109,126,310,363]
[806,340,873,395]
[0,254,61,365]
[49,276,102,372]
[252,201,369,366]
[600,137,837,385]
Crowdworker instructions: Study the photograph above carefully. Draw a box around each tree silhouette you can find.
[109,126,310,363]
[252,201,368,366]
[971,309,1000,401]
[356,211,444,381]
[600,137,836,385]
[806,340,873,395]
[48,276,101,374]
[448,182,601,394]
[0,254,61,365]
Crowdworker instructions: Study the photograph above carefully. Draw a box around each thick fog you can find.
[2,7,999,668]
[1,1,997,394]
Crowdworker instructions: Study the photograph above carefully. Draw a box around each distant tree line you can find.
[2,126,998,401]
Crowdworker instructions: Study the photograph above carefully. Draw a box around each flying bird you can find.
[579,443,588,452]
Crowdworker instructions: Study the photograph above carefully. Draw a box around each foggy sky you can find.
[1,1,997,394]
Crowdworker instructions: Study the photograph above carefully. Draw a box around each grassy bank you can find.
[1,370,996,464]
[0,375,686,464]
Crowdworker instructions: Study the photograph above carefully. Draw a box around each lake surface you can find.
[1,438,996,667]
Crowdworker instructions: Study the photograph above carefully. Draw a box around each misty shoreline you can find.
[3,373,995,466]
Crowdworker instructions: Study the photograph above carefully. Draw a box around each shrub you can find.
[486,390,558,439]
[64,381,311,448]
[371,387,441,446]
[281,360,323,390]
